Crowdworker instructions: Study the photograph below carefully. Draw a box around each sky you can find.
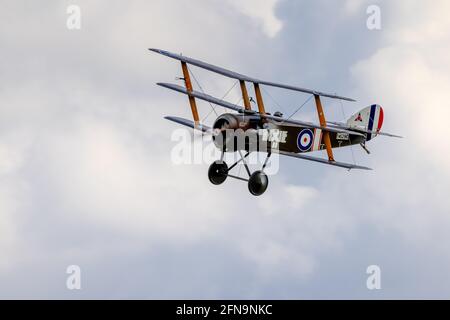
[0,0,450,299]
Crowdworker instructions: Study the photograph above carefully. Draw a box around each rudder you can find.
[347,104,384,141]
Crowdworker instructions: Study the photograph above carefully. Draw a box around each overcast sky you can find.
[1,0,450,299]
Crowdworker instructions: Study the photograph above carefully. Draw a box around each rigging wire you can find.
[221,80,238,109]
[282,94,314,123]
[188,65,218,119]
[200,80,238,122]
[261,87,285,113]
[261,86,313,123]
[188,65,239,123]
[200,81,236,122]
[216,80,239,117]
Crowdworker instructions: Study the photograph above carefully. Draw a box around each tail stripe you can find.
[377,107,384,131]
[367,104,376,141]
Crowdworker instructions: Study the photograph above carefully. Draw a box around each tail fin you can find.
[347,104,384,141]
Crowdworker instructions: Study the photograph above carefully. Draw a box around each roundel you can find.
[297,129,314,152]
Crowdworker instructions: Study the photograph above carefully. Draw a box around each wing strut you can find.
[181,62,200,125]
[253,83,266,114]
[239,80,252,111]
[314,95,334,162]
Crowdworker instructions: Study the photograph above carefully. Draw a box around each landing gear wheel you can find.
[208,161,228,185]
[248,171,268,196]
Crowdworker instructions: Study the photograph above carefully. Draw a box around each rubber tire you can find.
[208,161,228,185]
[248,171,269,196]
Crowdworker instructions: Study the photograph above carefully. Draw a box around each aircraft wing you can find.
[327,121,403,138]
[165,116,211,133]
[150,48,356,102]
[158,83,364,137]
[275,150,372,170]
[158,83,244,113]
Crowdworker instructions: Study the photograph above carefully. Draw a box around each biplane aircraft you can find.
[150,48,401,196]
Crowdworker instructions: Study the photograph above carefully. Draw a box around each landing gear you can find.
[248,171,268,196]
[207,151,271,196]
[208,161,228,185]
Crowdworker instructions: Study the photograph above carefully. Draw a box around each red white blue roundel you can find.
[297,129,313,152]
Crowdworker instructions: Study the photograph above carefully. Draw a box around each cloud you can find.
[346,1,450,254]
[1,0,450,299]
[0,1,317,297]
[224,0,282,38]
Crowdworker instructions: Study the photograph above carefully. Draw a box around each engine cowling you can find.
[212,113,240,131]
[212,114,239,151]
[212,113,261,152]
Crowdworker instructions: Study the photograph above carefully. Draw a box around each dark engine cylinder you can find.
[212,113,241,131]
[212,113,263,152]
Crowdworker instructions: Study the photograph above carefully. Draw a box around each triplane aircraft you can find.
[150,48,401,196]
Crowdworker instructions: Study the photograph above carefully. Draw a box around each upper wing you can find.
[158,83,365,137]
[150,48,356,102]
[275,150,372,171]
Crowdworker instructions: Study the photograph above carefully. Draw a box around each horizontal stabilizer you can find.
[158,83,364,137]
[275,150,372,171]
[164,116,211,133]
[150,48,356,102]
[327,121,403,138]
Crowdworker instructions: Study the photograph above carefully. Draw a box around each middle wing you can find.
[158,83,365,137]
